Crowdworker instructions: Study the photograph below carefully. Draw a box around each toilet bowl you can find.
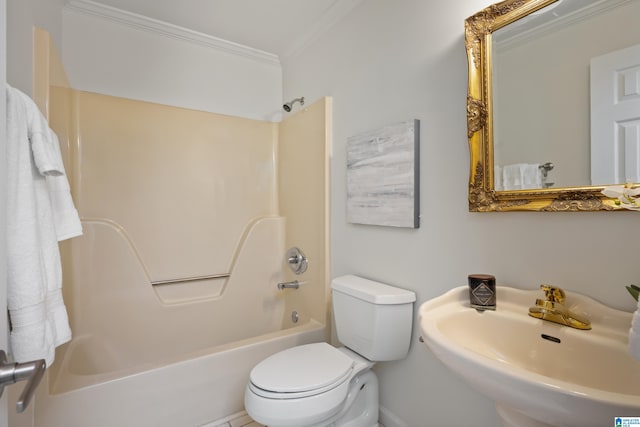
[245,343,376,427]
[244,275,416,427]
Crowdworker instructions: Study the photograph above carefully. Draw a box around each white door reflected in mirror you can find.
[591,43,640,186]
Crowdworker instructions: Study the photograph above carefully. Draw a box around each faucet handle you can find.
[540,285,565,303]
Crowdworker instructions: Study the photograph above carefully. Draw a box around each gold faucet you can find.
[528,285,591,330]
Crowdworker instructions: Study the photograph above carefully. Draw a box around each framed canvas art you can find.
[346,119,420,228]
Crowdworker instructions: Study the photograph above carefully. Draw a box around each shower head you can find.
[283,97,304,112]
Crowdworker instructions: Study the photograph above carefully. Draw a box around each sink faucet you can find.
[528,285,591,330]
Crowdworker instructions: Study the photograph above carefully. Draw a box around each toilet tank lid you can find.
[331,275,416,304]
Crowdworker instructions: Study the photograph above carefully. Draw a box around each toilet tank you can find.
[331,275,416,361]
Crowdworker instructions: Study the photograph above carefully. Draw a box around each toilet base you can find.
[248,368,379,427]
[320,369,379,427]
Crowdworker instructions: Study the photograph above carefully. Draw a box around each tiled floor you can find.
[203,412,264,427]
[226,413,264,427]
[204,411,383,427]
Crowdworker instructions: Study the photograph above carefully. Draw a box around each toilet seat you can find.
[245,343,369,427]
[249,342,354,399]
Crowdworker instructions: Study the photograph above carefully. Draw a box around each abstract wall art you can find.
[346,119,420,228]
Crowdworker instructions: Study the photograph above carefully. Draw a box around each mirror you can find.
[465,0,640,211]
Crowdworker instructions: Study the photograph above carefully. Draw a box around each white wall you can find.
[282,0,640,425]
[8,1,283,122]
[61,4,283,121]
[6,0,65,95]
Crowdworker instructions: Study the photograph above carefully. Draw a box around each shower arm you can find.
[283,97,305,112]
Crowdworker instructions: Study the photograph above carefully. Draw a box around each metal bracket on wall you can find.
[0,350,45,413]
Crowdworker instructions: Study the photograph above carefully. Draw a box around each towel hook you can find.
[538,162,554,178]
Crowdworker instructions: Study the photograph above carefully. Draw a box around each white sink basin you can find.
[419,286,640,427]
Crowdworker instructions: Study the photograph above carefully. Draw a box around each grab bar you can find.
[151,273,230,286]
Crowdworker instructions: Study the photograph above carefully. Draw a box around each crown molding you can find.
[494,0,631,51]
[63,0,281,67]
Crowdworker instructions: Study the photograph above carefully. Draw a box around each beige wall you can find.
[278,97,332,330]
[72,91,279,282]
[53,89,290,375]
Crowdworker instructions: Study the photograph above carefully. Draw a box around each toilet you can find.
[244,275,416,427]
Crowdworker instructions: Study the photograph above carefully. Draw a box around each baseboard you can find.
[206,407,405,427]
[379,406,408,427]
[200,410,249,427]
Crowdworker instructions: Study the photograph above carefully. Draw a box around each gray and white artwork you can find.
[346,119,420,228]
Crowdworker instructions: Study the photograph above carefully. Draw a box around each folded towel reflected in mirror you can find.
[496,163,544,191]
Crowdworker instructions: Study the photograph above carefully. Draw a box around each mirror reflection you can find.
[492,0,640,190]
[466,0,640,211]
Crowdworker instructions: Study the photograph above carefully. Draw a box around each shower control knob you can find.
[286,247,308,275]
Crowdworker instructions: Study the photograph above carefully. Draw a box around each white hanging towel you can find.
[6,84,82,367]
[46,129,83,240]
[629,297,640,361]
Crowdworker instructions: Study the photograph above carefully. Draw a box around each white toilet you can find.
[244,275,416,427]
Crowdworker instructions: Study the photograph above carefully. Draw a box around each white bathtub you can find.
[37,319,325,427]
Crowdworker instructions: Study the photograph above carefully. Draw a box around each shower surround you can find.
[14,30,332,427]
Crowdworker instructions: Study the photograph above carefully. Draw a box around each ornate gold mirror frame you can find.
[465,0,621,212]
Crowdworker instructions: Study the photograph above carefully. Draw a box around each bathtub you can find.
[37,319,325,427]
[34,217,327,427]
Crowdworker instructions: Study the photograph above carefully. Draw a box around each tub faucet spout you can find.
[277,280,300,290]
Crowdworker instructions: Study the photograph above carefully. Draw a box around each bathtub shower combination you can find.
[30,63,331,426]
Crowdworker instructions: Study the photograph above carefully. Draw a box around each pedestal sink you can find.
[419,286,640,427]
